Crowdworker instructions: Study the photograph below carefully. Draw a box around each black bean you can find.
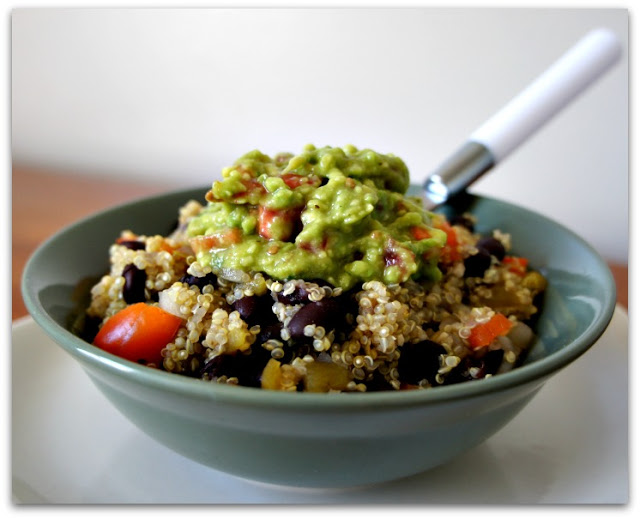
[287,298,342,341]
[276,285,310,305]
[79,314,101,343]
[122,264,146,303]
[326,293,360,337]
[482,349,505,376]
[241,348,273,387]
[449,215,475,232]
[257,322,283,344]
[200,354,229,379]
[463,249,492,278]
[365,371,394,392]
[477,236,506,261]
[179,272,218,291]
[233,296,257,321]
[397,340,446,385]
[333,289,359,318]
[421,320,440,332]
[442,360,472,385]
[200,350,270,388]
[446,350,505,384]
[233,294,277,327]
[118,240,145,251]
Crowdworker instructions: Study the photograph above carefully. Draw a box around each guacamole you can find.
[86,143,547,393]
[187,144,448,289]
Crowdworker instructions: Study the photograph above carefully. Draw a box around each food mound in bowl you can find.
[82,144,547,392]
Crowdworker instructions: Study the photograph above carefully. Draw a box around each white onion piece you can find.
[507,321,533,350]
[158,286,185,319]
[219,268,250,283]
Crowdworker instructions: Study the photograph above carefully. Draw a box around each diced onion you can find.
[158,286,184,318]
[219,268,250,283]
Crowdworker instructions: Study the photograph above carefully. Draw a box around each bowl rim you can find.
[21,186,617,411]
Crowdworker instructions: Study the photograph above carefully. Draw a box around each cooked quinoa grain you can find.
[83,145,547,392]
[84,207,546,392]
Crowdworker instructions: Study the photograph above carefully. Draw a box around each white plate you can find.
[11,307,629,504]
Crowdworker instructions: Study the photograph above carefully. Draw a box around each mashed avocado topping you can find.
[187,144,448,289]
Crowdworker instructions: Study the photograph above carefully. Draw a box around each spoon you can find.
[423,28,622,210]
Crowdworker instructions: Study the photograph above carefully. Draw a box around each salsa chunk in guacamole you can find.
[187,144,447,289]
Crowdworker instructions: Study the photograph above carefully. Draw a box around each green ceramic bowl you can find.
[21,186,616,488]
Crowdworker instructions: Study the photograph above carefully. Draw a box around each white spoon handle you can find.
[424,28,622,208]
[472,28,621,161]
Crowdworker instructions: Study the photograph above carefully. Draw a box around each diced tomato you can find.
[258,206,301,241]
[297,237,328,253]
[434,221,461,263]
[259,207,280,240]
[236,178,266,198]
[189,228,242,253]
[410,226,431,241]
[503,256,529,275]
[413,223,458,263]
[281,173,319,190]
[468,313,514,349]
[115,237,146,251]
[93,303,183,365]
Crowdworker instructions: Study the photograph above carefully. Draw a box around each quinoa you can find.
[82,200,547,392]
[82,145,547,391]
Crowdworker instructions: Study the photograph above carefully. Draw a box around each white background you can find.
[11,7,628,264]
